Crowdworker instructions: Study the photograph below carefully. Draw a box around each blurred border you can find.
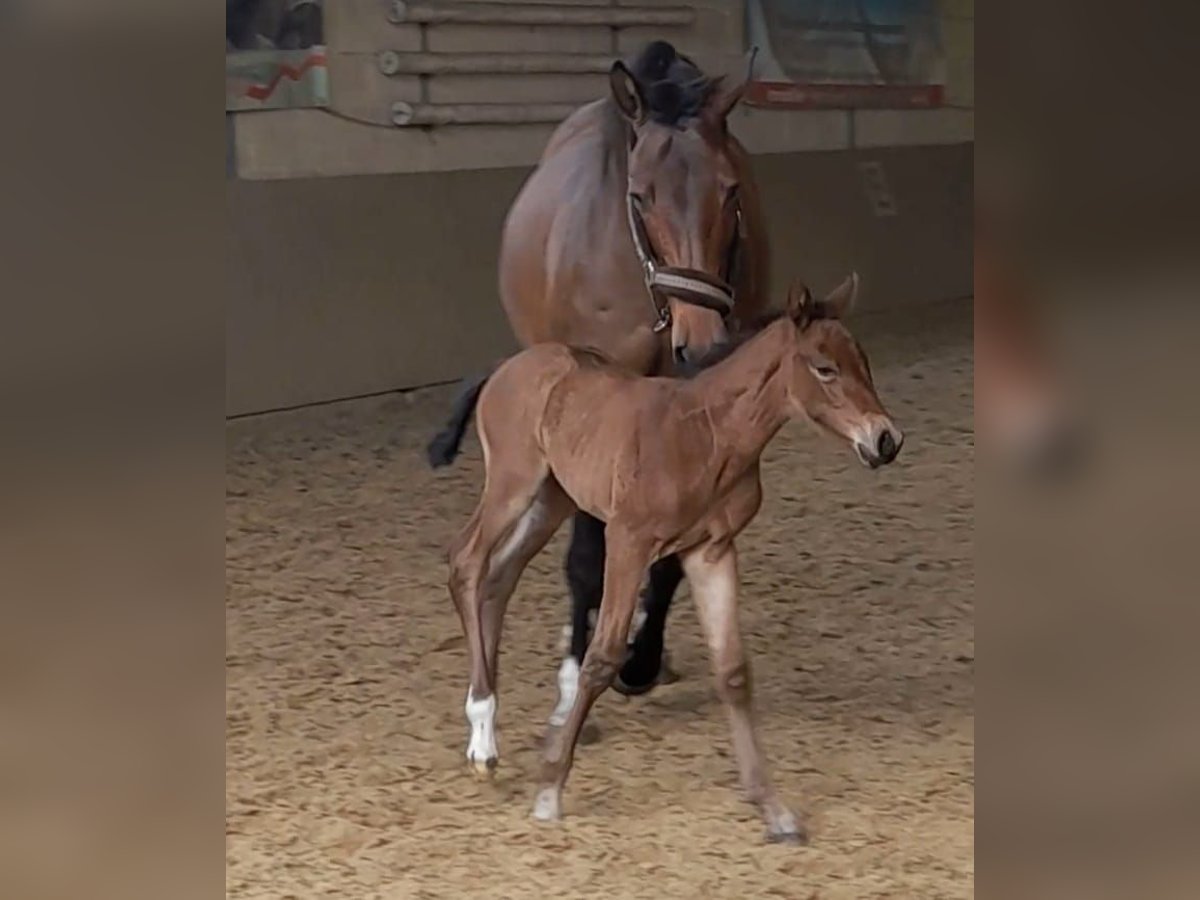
[0,4,224,899]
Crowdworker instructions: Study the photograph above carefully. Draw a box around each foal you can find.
[432,274,902,842]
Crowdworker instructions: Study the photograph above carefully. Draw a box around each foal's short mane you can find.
[676,311,787,378]
[676,298,843,378]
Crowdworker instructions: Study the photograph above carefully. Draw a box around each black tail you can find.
[426,372,491,468]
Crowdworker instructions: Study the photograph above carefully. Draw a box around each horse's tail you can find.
[426,371,492,468]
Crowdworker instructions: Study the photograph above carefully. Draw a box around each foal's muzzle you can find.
[854,425,904,469]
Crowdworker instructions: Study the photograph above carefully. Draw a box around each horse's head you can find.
[783,274,904,469]
[610,47,754,367]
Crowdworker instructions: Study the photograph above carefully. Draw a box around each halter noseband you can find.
[626,192,741,333]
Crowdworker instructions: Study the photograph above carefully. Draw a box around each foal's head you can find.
[783,275,904,468]
[609,42,752,365]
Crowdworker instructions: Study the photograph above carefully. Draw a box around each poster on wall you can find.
[745,0,945,109]
[225,0,329,112]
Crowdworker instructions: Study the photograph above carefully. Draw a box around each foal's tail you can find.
[426,371,492,468]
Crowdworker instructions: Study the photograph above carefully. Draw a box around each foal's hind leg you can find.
[479,478,573,689]
[449,468,565,776]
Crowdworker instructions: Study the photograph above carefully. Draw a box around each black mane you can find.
[627,40,719,126]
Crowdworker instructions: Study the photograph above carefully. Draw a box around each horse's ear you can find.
[822,272,860,319]
[610,61,647,126]
[786,279,813,323]
[708,46,759,122]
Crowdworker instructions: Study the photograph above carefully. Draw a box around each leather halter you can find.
[626,192,741,333]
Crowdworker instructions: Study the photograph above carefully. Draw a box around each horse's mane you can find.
[626,40,720,126]
[593,41,724,209]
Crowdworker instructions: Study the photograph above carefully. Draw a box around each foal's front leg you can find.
[534,530,652,822]
[681,543,806,844]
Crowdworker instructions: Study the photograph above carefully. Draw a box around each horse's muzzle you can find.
[854,426,904,468]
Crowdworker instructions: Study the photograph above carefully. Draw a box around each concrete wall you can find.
[227,1,973,415]
[227,141,971,415]
[232,0,973,179]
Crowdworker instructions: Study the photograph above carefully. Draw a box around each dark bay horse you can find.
[496,41,770,717]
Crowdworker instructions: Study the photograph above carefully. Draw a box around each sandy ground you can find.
[226,300,973,899]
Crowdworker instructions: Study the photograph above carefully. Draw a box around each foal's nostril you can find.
[877,430,898,462]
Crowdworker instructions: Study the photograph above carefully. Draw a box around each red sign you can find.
[746,81,943,110]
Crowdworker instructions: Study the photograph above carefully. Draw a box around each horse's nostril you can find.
[877,430,897,461]
[673,345,689,366]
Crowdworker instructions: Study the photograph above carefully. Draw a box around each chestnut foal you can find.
[430,275,902,843]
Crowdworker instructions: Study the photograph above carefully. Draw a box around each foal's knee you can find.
[579,654,621,690]
[715,660,752,705]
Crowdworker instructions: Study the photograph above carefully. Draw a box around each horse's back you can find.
[539,99,608,162]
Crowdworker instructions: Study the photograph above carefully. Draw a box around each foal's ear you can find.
[785,279,813,323]
[821,272,860,319]
[610,61,647,126]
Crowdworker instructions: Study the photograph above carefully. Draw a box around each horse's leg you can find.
[680,542,806,844]
[549,512,605,726]
[448,466,549,777]
[615,553,684,694]
[533,529,652,822]
[480,479,574,689]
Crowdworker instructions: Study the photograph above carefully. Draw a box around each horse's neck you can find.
[686,321,793,467]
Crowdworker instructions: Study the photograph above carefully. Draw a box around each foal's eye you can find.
[811,363,838,383]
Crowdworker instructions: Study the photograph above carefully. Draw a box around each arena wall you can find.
[227,0,973,415]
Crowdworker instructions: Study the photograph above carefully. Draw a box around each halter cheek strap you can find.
[626,193,738,333]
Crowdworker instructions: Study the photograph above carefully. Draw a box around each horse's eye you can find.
[630,191,649,210]
[811,363,838,382]
[723,183,741,206]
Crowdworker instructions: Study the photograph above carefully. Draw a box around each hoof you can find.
[765,828,807,846]
[657,651,681,685]
[531,787,561,822]
[615,645,677,695]
[469,756,498,779]
[763,804,808,845]
[612,673,658,696]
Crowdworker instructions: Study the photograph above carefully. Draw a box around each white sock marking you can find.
[548,656,580,726]
[629,607,647,644]
[532,786,561,821]
[465,688,497,766]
